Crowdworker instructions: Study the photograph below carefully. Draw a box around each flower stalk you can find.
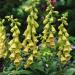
[0,19,7,59]
[57,13,72,64]
[22,0,39,68]
[42,1,58,48]
[5,15,22,66]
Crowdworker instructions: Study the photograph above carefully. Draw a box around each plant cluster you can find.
[0,0,74,75]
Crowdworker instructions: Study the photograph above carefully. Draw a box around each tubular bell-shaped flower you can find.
[22,0,39,68]
[57,13,72,64]
[0,19,7,59]
[5,15,22,66]
[42,0,58,48]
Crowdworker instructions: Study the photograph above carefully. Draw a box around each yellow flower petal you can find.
[58,30,62,36]
[51,26,56,33]
[28,41,34,47]
[9,53,15,60]
[44,23,49,29]
[24,46,29,53]
[32,26,36,34]
[61,55,66,64]
[14,59,20,66]
[27,55,33,62]
[49,33,54,38]
[62,35,67,41]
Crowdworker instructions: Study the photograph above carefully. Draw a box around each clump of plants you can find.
[0,0,75,75]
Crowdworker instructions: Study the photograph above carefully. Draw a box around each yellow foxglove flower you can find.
[27,55,33,62]
[9,40,13,45]
[42,35,47,40]
[31,11,34,16]
[60,55,66,64]
[33,49,38,56]
[50,42,55,48]
[34,21,39,28]
[63,48,70,53]
[24,46,29,53]
[58,38,62,44]
[32,35,38,43]
[14,37,19,42]
[23,30,29,36]
[15,49,20,54]
[10,43,16,49]
[43,19,48,24]
[46,38,50,43]
[57,51,61,57]
[66,41,71,46]
[50,17,54,23]
[26,25,31,31]
[58,24,63,30]
[26,34,31,41]
[24,61,33,69]
[27,16,31,22]
[49,33,54,38]
[14,59,20,66]
[58,30,62,36]
[65,32,69,37]
[0,43,4,47]
[62,35,67,41]
[50,38,55,42]
[9,53,15,60]
[1,35,6,39]
[3,51,8,58]
[51,26,56,33]
[44,23,49,29]
[22,39,27,46]
[34,13,38,19]
[63,28,67,33]
[28,41,34,47]
[13,31,19,37]
[42,29,48,34]
[32,26,36,34]
[64,53,71,59]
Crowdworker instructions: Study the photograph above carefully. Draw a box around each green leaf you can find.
[0,70,32,75]
[31,61,44,72]
[50,61,57,71]
[64,68,75,75]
